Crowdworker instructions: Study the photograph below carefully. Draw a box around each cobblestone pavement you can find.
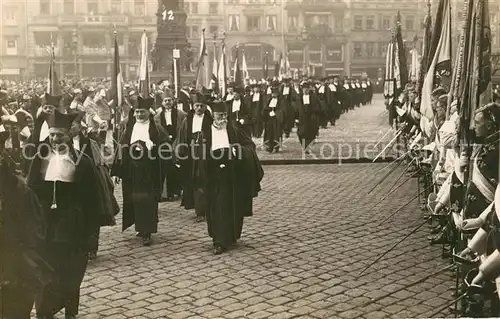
[255,95,397,161]
[46,163,453,319]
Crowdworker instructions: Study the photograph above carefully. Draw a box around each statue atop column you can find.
[152,0,189,73]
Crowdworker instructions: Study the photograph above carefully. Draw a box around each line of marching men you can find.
[0,84,267,318]
[147,75,373,153]
[0,73,371,318]
[388,82,500,317]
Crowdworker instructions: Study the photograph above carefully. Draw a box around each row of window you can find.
[38,0,146,16]
[353,42,396,58]
[353,15,417,31]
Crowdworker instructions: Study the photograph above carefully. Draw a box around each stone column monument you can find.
[151,0,191,81]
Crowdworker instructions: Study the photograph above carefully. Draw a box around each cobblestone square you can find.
[48,161,454,319]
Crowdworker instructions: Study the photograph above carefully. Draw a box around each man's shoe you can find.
[65,314,76,319]
[195,216,205,223]
[142,235,152,246]
[213,245,225,255]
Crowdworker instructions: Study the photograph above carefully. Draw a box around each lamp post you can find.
[72,28,78,77]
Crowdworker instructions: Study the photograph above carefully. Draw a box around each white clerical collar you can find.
[211,125,230,151]
[44,150,76,182]
[130,120,153,150]
[164,108,172,125]
[232,100,241,112]
[192,114,204,132]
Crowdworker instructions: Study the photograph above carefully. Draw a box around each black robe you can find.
[280,85,297,135]
[111,115,163,233]
[27,144,103,316]
[174,110,213,212]
[297,93,321,148]
[154,107,187,198]
[202,123,264,248]
[228,99,252,138]
[262,96,284,151]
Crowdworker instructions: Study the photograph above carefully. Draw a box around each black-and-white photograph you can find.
[1,0,500,318]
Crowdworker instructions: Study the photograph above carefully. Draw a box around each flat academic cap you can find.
[137,96,154,110]
[191,91,209,104]
[43,93,62,107]
[47,111,78,130]
[234,87,245,95]
[210,100,228,113]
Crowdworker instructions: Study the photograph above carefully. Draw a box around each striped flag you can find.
[138,31,149,98]
[459,0,492,129]
[233,46,243,87]
[393,11,408,94]
[217,42,227,96]
[112,31,123,132]
[195,29,208,90]
[241,52,249,80]
[279,52,291,78]
[417,0,432,95]
[263,52,269,79]
[274,52,282,78]
[171,56,181,98]
[420,0,452,136]
[46,36,61,95]
[384,41,395,99]
[211,48,218,94]
[409,36,420,83]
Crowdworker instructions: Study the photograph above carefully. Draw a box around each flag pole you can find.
[112,27,119,145]
[173,46,179,99]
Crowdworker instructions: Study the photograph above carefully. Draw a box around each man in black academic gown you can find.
[0,114,54,319]
[201,100,264,254]
[69,112,118,259]
[247,83,264,138]
[262,86,284,153]
[227,90,252,138]
[27,111,103,319]
[111,96,165,246]
[175,92,213,222]
[297,82,321,153]
[154,92,186,201]
[280,77,297,138]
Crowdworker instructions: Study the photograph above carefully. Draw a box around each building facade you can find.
[284,0,348,77]
[0,0,29,79]
[222,0,286,78]
[25,0,158,80]
[348,0,425,79]
[1,0,500,80]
